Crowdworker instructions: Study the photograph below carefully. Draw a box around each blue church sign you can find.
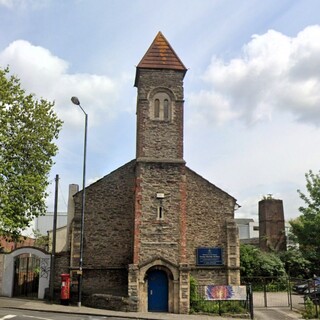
[196,247,223,266]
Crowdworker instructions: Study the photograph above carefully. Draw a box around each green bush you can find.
[302,297,319,319]
[192,300,246,314]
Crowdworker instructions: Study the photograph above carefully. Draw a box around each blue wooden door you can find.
[148,270,168,312]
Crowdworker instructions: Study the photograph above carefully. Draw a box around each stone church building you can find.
[68,32,240,314]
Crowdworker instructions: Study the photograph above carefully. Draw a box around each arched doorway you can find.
[2,247,50,299]
[147,269,168,312]
[13,253,40,298]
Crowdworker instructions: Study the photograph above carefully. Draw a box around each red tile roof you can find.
[137,32,187,71]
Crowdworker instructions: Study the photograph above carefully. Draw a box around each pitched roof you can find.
[137,32,187,71]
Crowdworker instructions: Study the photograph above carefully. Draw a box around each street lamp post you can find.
[71,96,88,307]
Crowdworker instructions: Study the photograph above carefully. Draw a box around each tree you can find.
[0,67,62,240]
[278,248,310,278]
[33,229,49,250]
[290,170,320,276]
[240,244,286,279]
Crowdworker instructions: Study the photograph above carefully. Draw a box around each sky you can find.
[1,0,320,230]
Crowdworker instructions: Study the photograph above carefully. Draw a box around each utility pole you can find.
[49,174,59,301]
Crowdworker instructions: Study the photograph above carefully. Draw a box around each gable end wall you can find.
[72,160,136,296]
[185,167,239,285]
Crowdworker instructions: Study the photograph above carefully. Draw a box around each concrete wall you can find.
[236,219,259,240]
[48,226,67,252]
[0,254,3,295]
[1,247,50,299]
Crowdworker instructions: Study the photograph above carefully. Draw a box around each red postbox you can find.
[60,273,70,305]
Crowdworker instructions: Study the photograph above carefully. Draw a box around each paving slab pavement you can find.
[0,297,245,320]
[254,307,303,320]
[0,297,305,319]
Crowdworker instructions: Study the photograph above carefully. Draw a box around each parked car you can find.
[293,277,320,294]
[293,280,308,294]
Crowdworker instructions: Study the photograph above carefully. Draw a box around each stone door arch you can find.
[2,247,51,299]
[138,258,180,313]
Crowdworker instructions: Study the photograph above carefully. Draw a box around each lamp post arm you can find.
[79,104,87,117]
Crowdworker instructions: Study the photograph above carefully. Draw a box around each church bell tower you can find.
[134,32,187,163]
[130,32,190,313]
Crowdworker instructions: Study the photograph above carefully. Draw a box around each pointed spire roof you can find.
[137,32,187,71]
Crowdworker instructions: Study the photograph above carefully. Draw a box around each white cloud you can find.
[0,0,12,7]
[0,0,48,9]
[191,25,320,126]
[188,90,239,126]
[0,40,122,128]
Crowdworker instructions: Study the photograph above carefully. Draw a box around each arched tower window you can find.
[163,99,169,120]
[150,92,172,121]
[154,99,160,118]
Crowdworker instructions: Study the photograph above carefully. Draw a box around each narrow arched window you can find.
[150,92,172,120]
[163,99,169,120]
[154,99,160,118]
